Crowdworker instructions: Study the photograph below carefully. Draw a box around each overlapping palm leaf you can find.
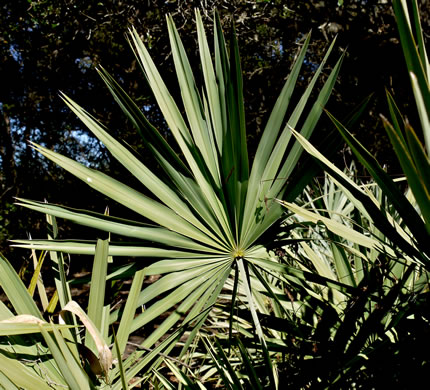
[0,238,192,389]
[13,10,342,361]
[286,0,430,268]
[258,1,430,383]
[267,165,429,386]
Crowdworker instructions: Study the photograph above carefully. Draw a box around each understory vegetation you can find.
[0,0,429,388]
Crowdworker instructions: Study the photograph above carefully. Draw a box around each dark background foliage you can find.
[1,0,428,259]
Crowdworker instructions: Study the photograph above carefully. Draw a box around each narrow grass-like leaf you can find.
[213,11,229,146]
[283,94,373,203]
[17,198,214,252]
[152,369,176,390]
[28,246,49,310]
[46,290,59,313]
[381,116,430,231]
[261,38,339,203]
[164,359,195,387]
[410,72,430,155]
[0,316,75,335]
[292,124,428,261]
[196,10,224,158]
[237,259,274,388]
[236,337,264,390]
[202,337,242,390]
[118,324,191,387]
[0,253,41,318]
[27,249,47,302]
[128,27,193,144]
[115,268,145,358]
[11,239,211,258]
[39,325,87,390]
[30,143,224,250]
[329,238,356,287]
[0,301,13,320]
[242,45,343,250]
[0,369,19,390]
[270,53,344,199]
[168,13,220,186]
[278,200,379,249]
[112,327,128,390]
[86,239,109,353]
[50,323,94,388]
[409,0,430,77]
[404,119,430,190]
[241,33,311,241]
[156,152,230,247]
[247,261,300,333]
[0,354,55,390]
[135,264,228,344]
[228,22,248,182]
[393,0,430,115]
[179,264,232,358]
[248,256,356,295]
[143,257,227,275]
[46,214,74,312]
[96,65,188,173]
[405,118,430,189]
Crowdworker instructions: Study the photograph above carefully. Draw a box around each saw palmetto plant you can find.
[1,1,429,388]
[282,0,430,276]
[268,0,430,386]
[276,169,429,387]
[6,9,343,387]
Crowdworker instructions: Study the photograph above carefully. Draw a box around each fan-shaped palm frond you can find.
[13,10,342,375]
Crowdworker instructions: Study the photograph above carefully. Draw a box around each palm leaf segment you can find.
[15,11,342,353]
